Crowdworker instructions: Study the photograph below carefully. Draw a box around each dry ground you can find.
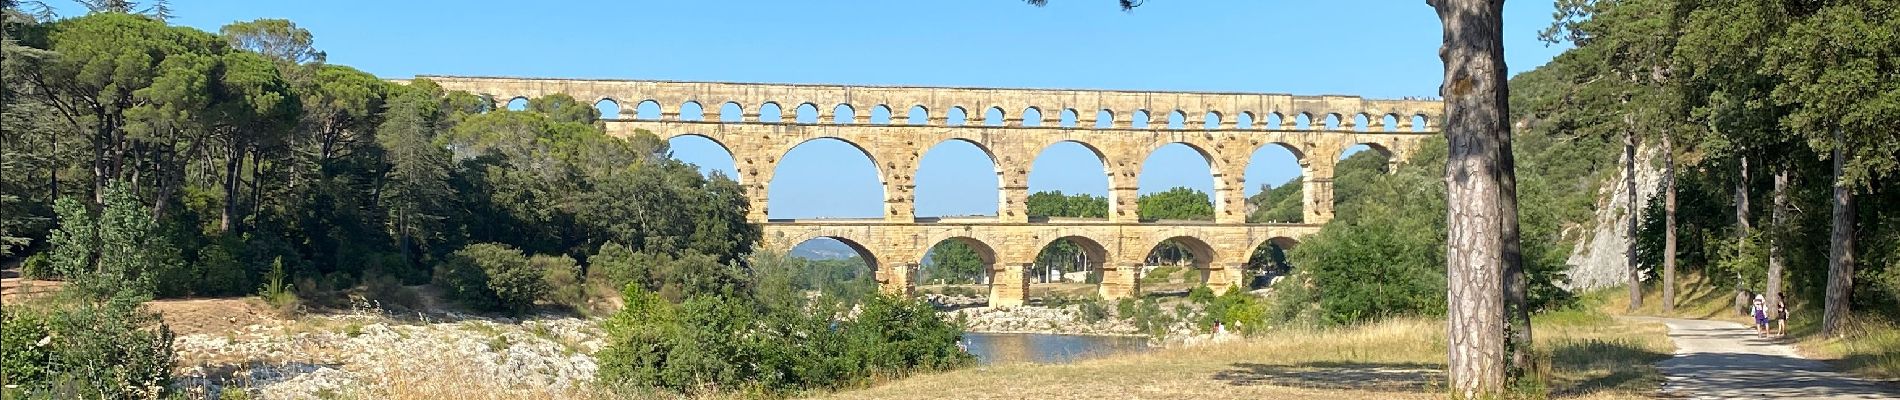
[822,312,1672,400]
[1596,273,1900,381]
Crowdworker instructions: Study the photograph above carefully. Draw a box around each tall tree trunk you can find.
[1503,128,1531,374]
[250,150,264,226]
[1735,155,1752,316]
[221,145,242,232]
[92,126,108,205]
[1662,131,1677,314]
[1822,133,1855,336]
[1623,124,1643,312]
[1431,0,1513,396]
[1767,164,1787,313]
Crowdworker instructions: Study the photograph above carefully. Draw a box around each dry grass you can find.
[821,314,1671,400]
[1800,319,1900,380]
[1590,273,1749,324]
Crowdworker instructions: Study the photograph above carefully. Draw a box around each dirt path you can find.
[1630,317,1895,399]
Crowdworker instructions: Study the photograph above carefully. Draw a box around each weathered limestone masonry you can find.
[419,75,1443,306]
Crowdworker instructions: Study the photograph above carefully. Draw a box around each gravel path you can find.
[1630,317,1895,399]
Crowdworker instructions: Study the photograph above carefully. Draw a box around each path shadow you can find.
[1658,351,1900,399]
[1212,361,1440,391]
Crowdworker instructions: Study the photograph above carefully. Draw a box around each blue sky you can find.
[96,0,1570,219]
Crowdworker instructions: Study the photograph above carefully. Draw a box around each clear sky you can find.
[83,0,1570,219]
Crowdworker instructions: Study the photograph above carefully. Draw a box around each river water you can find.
[960,332,1152,364]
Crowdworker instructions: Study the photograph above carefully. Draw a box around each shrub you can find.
[1196,286,1270,335]
[1,298,176,399]
[195,240,249,297]
[433,243,545,312]
[1077,299,1111,323]
[1,308,51,388]
[840,294,974,373]
[588,241,744,303]
[1187,286,1217,304]
[596,285,972,395]
[259,258,301,315]
[21,253,53,279]
[535,254,586,309]
[363,271,421,311]
[49,187,185,299]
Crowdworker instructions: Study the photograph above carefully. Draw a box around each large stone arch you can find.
[1023,139,1122,219]
[1130,140,1227,222]
[767,137,888,219]
[916,235,1008,305]
[1025,234,1116,300]
[913,138,1004,219]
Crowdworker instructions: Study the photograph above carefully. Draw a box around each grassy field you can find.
[1593,273,1900,381]
[821,311,1672,400]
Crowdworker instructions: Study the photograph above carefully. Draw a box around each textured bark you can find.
[1735,156,1752,316]
[1662,132,1677,313]
[220,146,242,232]
[1767,165,1787,312]
[1822,134,1855,336]
[1430,0,1512,396]
[1623,125,1643,311]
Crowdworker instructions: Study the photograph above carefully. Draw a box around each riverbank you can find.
[824,311,1673,400]
[148,298,609,399]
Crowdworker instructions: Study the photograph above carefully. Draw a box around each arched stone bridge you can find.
[420,75,1443,305]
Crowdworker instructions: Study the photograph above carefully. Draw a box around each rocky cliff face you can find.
[1564,145,1662,290]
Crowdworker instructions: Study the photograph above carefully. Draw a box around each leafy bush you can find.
[1195,287,1270,335]
[433,243,546,312]
[588,241,745,303]
[1,308,52,389]
[49,187,186,299]
[1187,286,1217,304]
[596,284,973,395]
[535,254,586,309]
[1077,299,1111,323]
[0,298,176,399]
[194,240,249,297]
[362,271,420,311]
[21,253,53,279]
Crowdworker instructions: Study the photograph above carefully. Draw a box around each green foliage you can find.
[1245,178,1304,223]
[1136,187,1213,221]
[1141,266,1181,284]
[1026,190,1107,218]
[21,253,52,279]
[193,239,249,297]
[587,241,747,304]
[923,240,984,284]
[1,308,52,389]
[1194,287,1270,335]
[48,185,183,300]
[595,285,972,395]
[525,93,598,124]
[1120,297,1175,338]
[0,298,176,399]
[1187,286,1216,303]
[433,243,546,313]
[1762,0,1900,186]
[257,257,297,310]
[534,254,586,309]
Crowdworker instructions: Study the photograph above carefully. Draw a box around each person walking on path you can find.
[1751,295,1771,337]
[1775,293,1790,337]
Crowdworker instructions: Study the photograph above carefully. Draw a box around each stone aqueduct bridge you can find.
[421,76,1444,306]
